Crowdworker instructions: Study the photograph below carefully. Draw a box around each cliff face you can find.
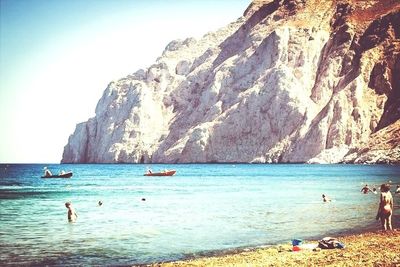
[62,0,400,164]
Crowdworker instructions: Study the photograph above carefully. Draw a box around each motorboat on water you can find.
[144,170,176,176]
[41,171,73,178]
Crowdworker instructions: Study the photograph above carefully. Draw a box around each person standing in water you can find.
[65,202,78,222]
[395,185,400,194]
[376,184,393,231]
[361,184,371,194]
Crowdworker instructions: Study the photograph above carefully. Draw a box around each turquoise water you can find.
[0,164,399,266]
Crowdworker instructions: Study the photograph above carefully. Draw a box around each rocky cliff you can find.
[62,0,400,164]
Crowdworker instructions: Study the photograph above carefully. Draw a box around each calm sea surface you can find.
[0,164,399,266]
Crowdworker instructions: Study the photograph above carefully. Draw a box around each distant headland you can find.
[62,0,400,164]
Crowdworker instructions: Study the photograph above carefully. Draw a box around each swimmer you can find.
[322,194,331,202]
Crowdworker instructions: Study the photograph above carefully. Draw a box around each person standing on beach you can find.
[65,202,78,222]
[376,184,393,231]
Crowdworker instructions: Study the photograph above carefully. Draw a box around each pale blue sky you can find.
[0,0,250,163]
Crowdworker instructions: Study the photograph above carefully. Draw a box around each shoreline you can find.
[145,228,400,267]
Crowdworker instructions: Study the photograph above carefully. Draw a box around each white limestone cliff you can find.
[62,0,400,163]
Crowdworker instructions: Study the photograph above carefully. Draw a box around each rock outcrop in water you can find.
[62,0,400,164]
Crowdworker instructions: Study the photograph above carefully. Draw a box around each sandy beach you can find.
[149,230,400,267]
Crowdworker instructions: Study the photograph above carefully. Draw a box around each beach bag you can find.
[318,237,345,249]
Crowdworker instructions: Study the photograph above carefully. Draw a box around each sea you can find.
[0,163,399,266]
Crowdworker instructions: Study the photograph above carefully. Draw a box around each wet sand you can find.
[147,229,400,267]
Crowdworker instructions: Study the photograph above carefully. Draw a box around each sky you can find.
[0,0,250,163]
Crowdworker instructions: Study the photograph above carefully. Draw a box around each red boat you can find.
[144,170,176,176]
